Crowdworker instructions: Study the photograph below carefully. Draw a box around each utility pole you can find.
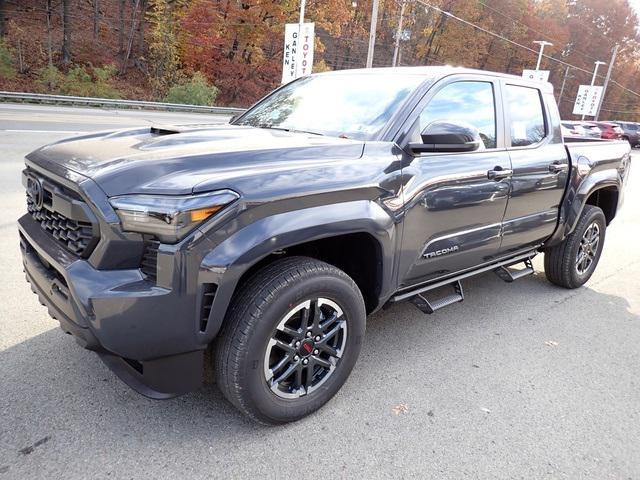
[392,0,407,67]
[557,66,572,107]
[595,44,619,121]
[533,40,553,70]
[366,0,380,68]
[582,60,606,121]
[299,0,306,24]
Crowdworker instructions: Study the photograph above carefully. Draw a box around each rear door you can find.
[396,75,512,287]
[498,83,569,254]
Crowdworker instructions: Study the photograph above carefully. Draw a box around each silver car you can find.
[580,122,603,139]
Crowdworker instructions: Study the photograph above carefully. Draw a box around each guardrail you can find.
[0,91,246,115]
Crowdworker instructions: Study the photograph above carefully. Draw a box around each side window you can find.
[418,81,497,149]
[506,85,546,147]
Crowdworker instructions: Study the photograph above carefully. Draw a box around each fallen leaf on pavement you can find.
[392,403,409,415]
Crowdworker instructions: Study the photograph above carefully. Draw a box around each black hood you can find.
[26,124,366,196]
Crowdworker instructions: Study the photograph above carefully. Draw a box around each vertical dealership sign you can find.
[572,85,603,116]
[282,23,315,84]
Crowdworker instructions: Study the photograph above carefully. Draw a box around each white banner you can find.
[281,23,315,84]
[522,69,550,82]
[572,85,603,116]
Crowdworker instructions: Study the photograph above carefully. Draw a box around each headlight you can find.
[109,190,239,243]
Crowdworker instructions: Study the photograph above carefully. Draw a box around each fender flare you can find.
[549,165,621,246]
[568,170,620,233]
[196,200,398,342]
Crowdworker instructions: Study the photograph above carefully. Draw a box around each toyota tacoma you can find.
[19,67,631,424]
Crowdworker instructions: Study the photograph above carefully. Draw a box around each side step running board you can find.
[390,250,539,313]
[410,281,464,314]
[494,258,534,282]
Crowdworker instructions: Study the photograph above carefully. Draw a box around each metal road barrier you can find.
[0,91,246,115]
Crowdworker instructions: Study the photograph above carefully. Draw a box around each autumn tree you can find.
[147,0,180,98]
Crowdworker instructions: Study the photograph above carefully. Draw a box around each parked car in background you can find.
[594,122,624,140]
[579,122,602,139]
[561,121,587,138]
[613,121,640,147]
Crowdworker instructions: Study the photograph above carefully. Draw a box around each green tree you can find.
[165,72,219,105]
[35,63,120,98]
[0,40,15,79]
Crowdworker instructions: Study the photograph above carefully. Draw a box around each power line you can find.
[475,0,609,69]
[413,0,640,102]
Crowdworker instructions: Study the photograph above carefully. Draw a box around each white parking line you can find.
[1,129,85,133]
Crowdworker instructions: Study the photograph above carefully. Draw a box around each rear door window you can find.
[505,85,546,147]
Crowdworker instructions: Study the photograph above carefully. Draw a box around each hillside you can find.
[0,0,639,119]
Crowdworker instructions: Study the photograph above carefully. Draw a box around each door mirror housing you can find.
[229,114,241,124]
[409,120,482,154]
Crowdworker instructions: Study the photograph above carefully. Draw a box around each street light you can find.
[533,40,553,70]
[589,60,607,86]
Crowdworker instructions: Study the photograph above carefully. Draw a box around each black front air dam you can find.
[99,350,204,399]
[19,214,205,399]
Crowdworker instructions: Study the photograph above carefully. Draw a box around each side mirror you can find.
[409,120,482,154]
[229,114,240,124]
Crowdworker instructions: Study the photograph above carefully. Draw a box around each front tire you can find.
[214,257,366,424]
[544,205,607,289]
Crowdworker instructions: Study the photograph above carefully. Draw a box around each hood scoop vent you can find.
[150,125,185,136]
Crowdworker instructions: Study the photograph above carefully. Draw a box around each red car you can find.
[594,122,624,140]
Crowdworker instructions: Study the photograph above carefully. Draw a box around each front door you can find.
[397,77,511,288]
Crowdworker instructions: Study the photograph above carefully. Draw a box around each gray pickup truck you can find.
[19,67,631,424]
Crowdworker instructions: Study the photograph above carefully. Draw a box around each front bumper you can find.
[19,214,204,398]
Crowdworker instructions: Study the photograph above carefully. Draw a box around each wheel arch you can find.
[584,185,619,225]
[197,200,398,342]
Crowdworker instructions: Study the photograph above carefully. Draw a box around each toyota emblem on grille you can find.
[26,175,44,209]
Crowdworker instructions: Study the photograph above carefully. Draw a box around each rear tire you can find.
[544,205,607,289]
[214,256,366,424]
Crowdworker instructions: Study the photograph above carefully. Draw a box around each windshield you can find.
[236,73,426,140]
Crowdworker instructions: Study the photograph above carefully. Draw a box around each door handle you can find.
[548,163,569,173]
[487,167,513,180]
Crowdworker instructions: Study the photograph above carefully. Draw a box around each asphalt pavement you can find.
[0,104,639,479]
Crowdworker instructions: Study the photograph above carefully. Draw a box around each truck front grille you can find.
[24,170,99,257]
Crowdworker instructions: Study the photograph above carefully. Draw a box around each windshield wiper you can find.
[254,124,324,136]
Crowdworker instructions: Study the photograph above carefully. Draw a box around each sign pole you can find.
[299,0,306,24]
[594,44,619,121]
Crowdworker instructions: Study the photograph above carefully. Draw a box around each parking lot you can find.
[1,105,639,479]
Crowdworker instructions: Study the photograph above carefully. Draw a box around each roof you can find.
[313,65,553,93]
